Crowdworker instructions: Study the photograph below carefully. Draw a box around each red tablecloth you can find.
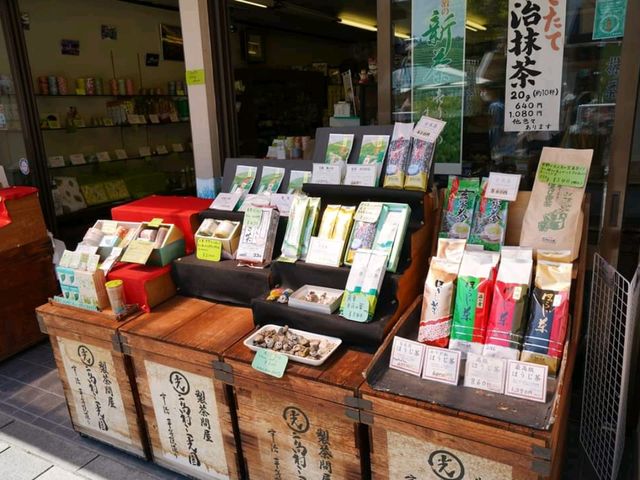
[0,186,39,228]
[111,195,210,253]
[107,263,173,313]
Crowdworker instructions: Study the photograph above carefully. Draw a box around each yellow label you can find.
[147,217,163,228]
[121,240,154,264]
[185,69,205,85]
[196,238,222,262]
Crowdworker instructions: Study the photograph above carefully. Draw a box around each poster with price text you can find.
[505,0,567,132]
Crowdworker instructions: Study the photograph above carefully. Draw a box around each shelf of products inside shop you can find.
[35,93,187,98]
[41,120,190,131]
[48,150,193,170]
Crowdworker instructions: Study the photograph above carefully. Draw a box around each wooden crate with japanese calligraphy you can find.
[35,301,148,458]
[117,296,254,480]
[358,196,590,480]
[220,336,373,480]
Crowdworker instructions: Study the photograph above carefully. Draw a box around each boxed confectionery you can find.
[195,218,241,258]
[120,221,185,266]
[83,220,142,260]
[54,249,109,310]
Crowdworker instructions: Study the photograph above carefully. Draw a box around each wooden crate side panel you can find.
[40,311,115,344]
[122,334,218,368]
[233,380,362,480]
[49,333,146,458]
[369,420,543,480]
[130,352,240,480]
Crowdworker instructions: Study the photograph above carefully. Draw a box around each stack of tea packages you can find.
[390,147,592,403]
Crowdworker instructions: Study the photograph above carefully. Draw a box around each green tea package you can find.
[344,202,385,265]
[372,203,410,272]
[439,176,480,240]
[468,178,508,251]
[358,135,390,185]
[300,197,321,260]
[318,205,340,239]
[278,195,309,262]
[383,122,414,189]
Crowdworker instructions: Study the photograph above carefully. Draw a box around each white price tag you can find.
[48,155,65,168]
[354,202,383,223]
[486,172,521,201]
[148,114,160,124]
[311,163,342,185]
[270,193,294,216]
[156,145,169,155]
[389,337,425,377]
[69,153,86,165]
[139,146,152,157]
[172,143,185,153]
[505,360,548,403]
[115,149,128,160]
[464,352,507,394]
[169,112,179,123]
[344,164,378,186]
[412,115,446,142]
[239,193,271,212]
[210,191,243,211]
[96,151,111,162]
[305,237,345,267]
[422,346,461,385]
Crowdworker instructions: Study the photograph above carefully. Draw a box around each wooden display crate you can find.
[221,337,372,480]
[359,195,590,480]
[35,302,148,458]
[0,188,48,253]
[118,296,254,480]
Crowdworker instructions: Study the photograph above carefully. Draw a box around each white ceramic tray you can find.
[243,324,342,367]
[288,285,344,314]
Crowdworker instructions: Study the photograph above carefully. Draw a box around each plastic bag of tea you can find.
[469,178,508,251]
[418,257,460,347]
[439,176,480,240]
[521,260,572,375]
[300,197,321,260]
[520,147,592,261]
[278,195,310,262]
[436,238,467,264]
[383,122,414,189]
[449,250,499,356]
[403,138,436,192]
[483,250,533,360]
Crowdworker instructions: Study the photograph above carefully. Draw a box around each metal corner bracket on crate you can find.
[110,333,131,355]
[212,360,234,384]
[344,396,374,425]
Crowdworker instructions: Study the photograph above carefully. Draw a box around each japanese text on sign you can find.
[505,0,567,132]
[422,346,461,385]
[389,337,426,377]
[506,360,548,402]
[464,352,507,394]
[537,162,588,187]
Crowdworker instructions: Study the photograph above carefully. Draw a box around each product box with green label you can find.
[195,218,241,261]
[120,221,185,267]
[54,250,109,310]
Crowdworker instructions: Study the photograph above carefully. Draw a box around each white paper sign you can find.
[305,237,345,267]
[505,360,548,403]
[344,164,377,187]
[172,143,185,153]
[505,0,567,132]
[169,112,179,123]
[156,145,169,155]
[69,153,86,165]
[57,338,131,444]
[412,115,447,142]
[311,163,342,185]
[115,149,128,160]
[239,193,271,212]
[48,155,65,168]
[486,172,521,201]
[270,193,294,216]
[96,151,111,162]
[210,191,243,211]
[139,146,152,157]
[464,352,507,394]
[145,361,229,480]
[148,114,160,124]
[422,346,461,385]
[354,202,383,223]
[389,337,425,377]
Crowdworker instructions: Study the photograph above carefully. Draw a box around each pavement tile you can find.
[23,391,65,418]
[0,358,30,379]
[11,362,51,385]
[0,402,16,416]
[5,384,43,409]
[19,344,55,368]
[0,412,12,429]
[78,455,159,480]
[31,370,65,397]
[0,378,25,397]
[43,403,73,426]
[9,408,37,424]
[32,416,60,432]
[36,466,85,480]
[0,446,53,480]
[0,419,98,471]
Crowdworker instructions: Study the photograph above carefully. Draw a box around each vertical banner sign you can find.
[57,338,131,444]
[145,361,229,480]
[412,0,466,174]
[505,0,567,132]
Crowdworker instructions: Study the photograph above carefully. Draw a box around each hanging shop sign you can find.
[411,0,466,174]
[504,0,567,132]
[593,0,627,40]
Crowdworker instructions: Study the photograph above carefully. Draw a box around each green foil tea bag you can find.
[439,176,480,240]
[469,178,509,251]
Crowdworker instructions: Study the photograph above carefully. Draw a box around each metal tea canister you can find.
[95,77,103,95]
[85,77,96,95]
[125,78,134,95]
[75,77,86,95]
[105,279,127,315]
[109,78,118,95]
[117,78,126,96]
[56,76,68,95]
[47,75,58,95]
[38,76,49,95]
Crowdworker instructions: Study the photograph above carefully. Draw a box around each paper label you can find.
[340,292,370,322]
[169,112,179,123]
[311,163,342,185]
[145,361,229,480]
[422,346,461,385]
[76,244,99,255]
[115,149,128,160]
[101,220,119,235]
[537,162,588,188]
[464,353,507,394]
[139,146,152,157]
[96,151,111,162]
[48,155,65,168]
[505,360,548,403]
[210,192,242,211]
[486,172,521,201]
[69,153,86,165]
[252,349,288,378]
[412,115,447,142]
[244,207,263,227]
[196,238,222,262]
[389,337,426,377]
[148,218,164,228]
[120,240,154,264]
[239,194,271,212]
[148,114,160,124]
[343,164,377,187]
[156,145,169,155]
[270,193,294,216]
[186,69,205,85]
[57,338,131,444]
[386,430,513,480]
[172,143,185,153]
[305,237,344,267]
[354,202,383,223]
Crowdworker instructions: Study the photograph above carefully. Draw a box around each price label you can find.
[121,240,154,264]
[305,237,344,268]
[505,360,548,403]
[115,149,128,160]
[537,162,588,188]
[422,346,461,385]
[196,237,222,262]
[48,155,65,168]
[389,337,426,377]
[172,143,185,153]
[412,115,446,142]
[69,153,86,165]
[354,201,383,223]
[186,69,205,85]
[96,151,111,162]
[210,191,242,211]
[239,194,271,212]
[486,172,521,201]
[148,114,160,124]
[340,292,370,322]
[139,146,152,157]
[156,145,169,155]
[244,207,263,227]
[147,218,163,228]
[169,112,179,123]
[464,353,507,394]
[252,348,288,378]
[311,163,342,185]
[270,193,294,216]
[344,164,377,186]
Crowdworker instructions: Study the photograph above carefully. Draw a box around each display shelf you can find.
[35,93,187,98]
[41,120,190,131]
[48,150,192,170]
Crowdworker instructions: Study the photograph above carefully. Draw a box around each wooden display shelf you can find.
[358,195,590,480]
[35,301,148,458]
[117,296,254,480]
[220,336,373,480]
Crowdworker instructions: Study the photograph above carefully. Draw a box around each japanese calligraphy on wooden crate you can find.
[505,0,567,132]
[386,430,512,480]
[144,361,229,480]
[57,338,131,444]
